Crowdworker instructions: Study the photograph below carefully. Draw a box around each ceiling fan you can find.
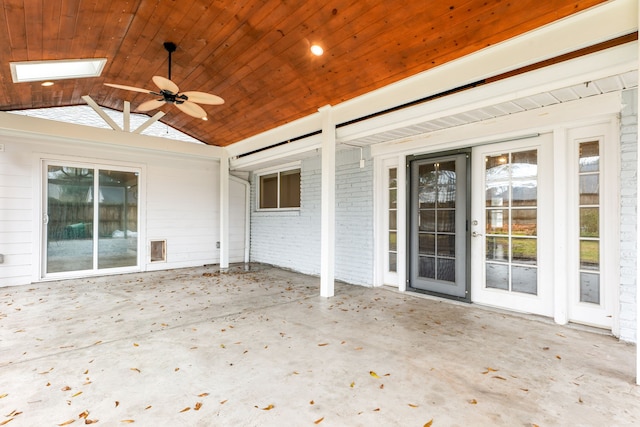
[104,42,224,119]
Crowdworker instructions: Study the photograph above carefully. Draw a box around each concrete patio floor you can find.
[1,264,638,426]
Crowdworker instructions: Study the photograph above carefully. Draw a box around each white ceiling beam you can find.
[82,95,122,131]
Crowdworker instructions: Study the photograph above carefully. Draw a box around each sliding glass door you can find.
[45,162,140,276]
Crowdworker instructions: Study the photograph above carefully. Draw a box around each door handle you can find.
[472,231,483,237]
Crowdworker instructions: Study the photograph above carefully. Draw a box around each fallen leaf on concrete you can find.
[314,417,324,424]
[0,394,7,399]
[115,401,120,407]
[310,400,314,405]
[350,382,355,388]
[259,404,274,410]
[373,408,380,412]
[61,386,72,391]
[198,393,209,397]
[130,368,141,373]
[144,406,152,410]
[424,420,433,427]
[0,419,14,426]
[120,420,134,424]
[556,355,562,360]
[482,367,498,374]
[78,410,89,419]
[58,420,75,426]
[85,420,98,425]
[179,407,191,413]
[318,343,329,346]
[369,371,380,379]
[194,402,203,411]
[468,399,478,404]
[72,392,83,398]
[492,376,507,381]
[220,400,228,405]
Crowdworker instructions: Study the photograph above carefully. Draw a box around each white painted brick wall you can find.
[619,89,637,343]
[250,147,374,286]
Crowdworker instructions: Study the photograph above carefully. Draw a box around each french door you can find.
[408,152,469,300]
[43,161,140,277]
[470,135,554,316]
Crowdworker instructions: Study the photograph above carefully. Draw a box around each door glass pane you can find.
[512,150,537,207]
[512,209,537,236]
[437,210,455,232]
[580,240,599,270]
[437,258,455,282]
[98,170,138,269]
[579,175,599,205]
[512,238,536,264]
[419,256,435,279]
[579,141,599,172]
[580,272,600,303]
[486,263,509,290]
[437,234,455,257]
[419,233,435,255]
[389,232,397,252]
[437,161,456,208]
[47,166,94,273]
[418,163,437,208]
[486,237,509,262]
[511,266,537,295]
[419,210,436,232]
[486,209,508,234]
[580,207,599,237]
[485,153,510,207]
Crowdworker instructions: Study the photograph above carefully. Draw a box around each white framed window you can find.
[256,163,301,210]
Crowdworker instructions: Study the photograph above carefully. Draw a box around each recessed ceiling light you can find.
[41,81,54,87]
[10,58,107,83]
[310,45,324,56]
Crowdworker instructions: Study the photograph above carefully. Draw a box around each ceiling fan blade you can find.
[175,100,207,118]
[104,82,153,94]
[137,99,166,112]
[152,75,179,94]
[181,91,224,105]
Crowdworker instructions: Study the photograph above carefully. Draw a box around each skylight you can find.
[10,58,107,83]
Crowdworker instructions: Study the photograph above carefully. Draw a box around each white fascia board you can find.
[331,0,637,127]
[229,133,321,171]
[224,0,636,160]
[225,111,323,158]
[338,42,638,143]
[370,91,622,158]
[0,112,224,159]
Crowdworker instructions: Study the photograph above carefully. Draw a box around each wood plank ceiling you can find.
[0,0,608,147]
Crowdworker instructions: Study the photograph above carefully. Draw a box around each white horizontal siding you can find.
[0,141,33,286]
[0,120,226,286]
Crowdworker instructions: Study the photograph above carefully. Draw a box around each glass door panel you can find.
[471,134,553,317]
[98,170,139,269]
[46,166,94,273]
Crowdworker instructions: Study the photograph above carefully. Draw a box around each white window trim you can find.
[255,161,301,212]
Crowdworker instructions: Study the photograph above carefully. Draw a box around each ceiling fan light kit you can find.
[104,42,223,119]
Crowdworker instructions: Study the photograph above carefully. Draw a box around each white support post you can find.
[320,105,336,297]
[397,153,407,292]
[220,151,230,269]
[123,101,130,132]
[636,0,640,385]
[553,128,569,325]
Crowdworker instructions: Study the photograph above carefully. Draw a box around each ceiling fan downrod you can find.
[163,41,177,81]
